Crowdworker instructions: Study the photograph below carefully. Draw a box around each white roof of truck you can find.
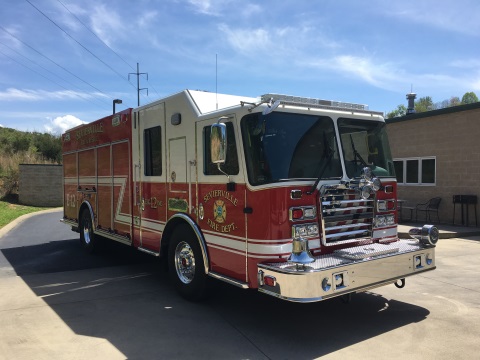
[187,90,256,114]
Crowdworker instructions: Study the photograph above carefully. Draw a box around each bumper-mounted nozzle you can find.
[408,225,439,246]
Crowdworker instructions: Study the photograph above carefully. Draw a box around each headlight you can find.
[386,214,395,225]
[292,223,319,238]
[375,216,386,228]
[374,214,396,228]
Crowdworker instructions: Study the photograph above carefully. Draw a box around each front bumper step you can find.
[257,239,435,302]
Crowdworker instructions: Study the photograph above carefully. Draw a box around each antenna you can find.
[216,54,218,110]
[128,62,148,106]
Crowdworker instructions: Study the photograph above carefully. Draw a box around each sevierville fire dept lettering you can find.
[204,190,238,233]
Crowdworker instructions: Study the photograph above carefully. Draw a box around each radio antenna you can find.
[216,54,218,110]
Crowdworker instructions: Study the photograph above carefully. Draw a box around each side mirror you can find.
[210,122,227,165]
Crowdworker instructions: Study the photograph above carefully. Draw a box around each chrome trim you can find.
[95,229,132,246]
[257,240,436,302]
[323,205,372,213]
[289,205,317,221]
[320,185,375,246]
[208,271,249,289]
[325,229,370,239]
[290,189,302,199]
[167,213,209,275]
[377,199,396,213]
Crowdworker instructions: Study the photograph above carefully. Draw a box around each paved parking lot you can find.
[1,210,479,360]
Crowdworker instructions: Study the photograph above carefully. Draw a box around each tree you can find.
[386,104,407,119]
[449,96,461,107]
[461,92,478,104]
[415,96,434,113]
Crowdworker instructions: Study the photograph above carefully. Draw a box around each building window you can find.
[203,122,239,175]
[144,126,162,176]
[393,157,436,185]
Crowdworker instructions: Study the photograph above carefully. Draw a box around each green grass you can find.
[0,199,49,229]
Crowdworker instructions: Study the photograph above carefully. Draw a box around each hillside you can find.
[0,127,61,199]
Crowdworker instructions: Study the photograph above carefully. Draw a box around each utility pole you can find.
[128,63,148,106]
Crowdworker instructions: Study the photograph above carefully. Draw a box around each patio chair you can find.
[415,197,441,223]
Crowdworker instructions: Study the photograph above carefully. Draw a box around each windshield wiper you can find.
[350,134,368,167]
[307,132,335,195]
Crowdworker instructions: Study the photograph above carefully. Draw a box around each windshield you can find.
[338,118,395,178]
[241,112,342,185]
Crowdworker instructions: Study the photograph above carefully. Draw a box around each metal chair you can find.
[415,197,441,223]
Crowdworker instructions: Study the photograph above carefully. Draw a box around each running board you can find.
[208,271,249,289]
[137,247,160,257]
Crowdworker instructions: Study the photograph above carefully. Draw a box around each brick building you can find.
[386,101,480,226]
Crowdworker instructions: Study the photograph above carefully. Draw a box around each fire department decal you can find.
[203,190,238,233]
[214,199,226,223]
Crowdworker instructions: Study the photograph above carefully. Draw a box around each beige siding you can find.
[386,107,480,225]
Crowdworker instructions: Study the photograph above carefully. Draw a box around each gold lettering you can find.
[207,218,219,231]
[75,122,104,141]
[221,222,236,233]
[203,189,239,207]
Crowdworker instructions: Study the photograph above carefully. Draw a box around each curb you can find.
[0,207,62,238]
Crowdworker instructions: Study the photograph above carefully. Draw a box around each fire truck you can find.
[61,90,438,302]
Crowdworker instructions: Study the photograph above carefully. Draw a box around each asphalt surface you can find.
[1,210,479,360]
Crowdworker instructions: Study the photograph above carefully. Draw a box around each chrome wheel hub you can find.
[174,241,195,284]
[83,224,91,244]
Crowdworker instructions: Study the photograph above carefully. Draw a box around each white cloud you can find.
[44,115,86,134]
[219,22,341,61]
[89,4,125,46]
[187,0,222,16]
[380,0,480,36]
[450,59,480,69]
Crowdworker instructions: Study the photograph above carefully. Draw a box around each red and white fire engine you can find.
[62,90,438,302]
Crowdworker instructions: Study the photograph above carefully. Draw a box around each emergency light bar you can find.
[260,93,383,116]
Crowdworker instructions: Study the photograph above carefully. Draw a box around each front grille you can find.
[320,187,374,245]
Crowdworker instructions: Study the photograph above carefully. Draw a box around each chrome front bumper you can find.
[257,239,436,302]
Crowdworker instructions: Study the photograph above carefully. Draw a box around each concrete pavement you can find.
[1,209,480,359]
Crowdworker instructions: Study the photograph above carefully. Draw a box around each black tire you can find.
[80,209,96,253]
[168,224,207,301]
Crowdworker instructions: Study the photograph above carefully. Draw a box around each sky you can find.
[0,0,479,134]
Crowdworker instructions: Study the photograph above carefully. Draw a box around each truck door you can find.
[196,116,248,283]
[132,103,167,252]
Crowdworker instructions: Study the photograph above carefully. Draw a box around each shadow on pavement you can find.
[1,238,430,360]
[1,238,156,275]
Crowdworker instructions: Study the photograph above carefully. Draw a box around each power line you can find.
[55,0,161,99]
[0,48,109,110]
[0,25,111,99]
[0,40,110,109]
[25,0,137,92]
[56,0,134,71]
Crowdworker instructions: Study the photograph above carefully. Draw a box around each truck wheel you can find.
[80,209,96,253]
[168,225,207,301]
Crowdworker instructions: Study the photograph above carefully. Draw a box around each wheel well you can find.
[162,215,209,274]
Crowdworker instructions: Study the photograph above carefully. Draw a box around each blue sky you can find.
[1,0,479,134]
